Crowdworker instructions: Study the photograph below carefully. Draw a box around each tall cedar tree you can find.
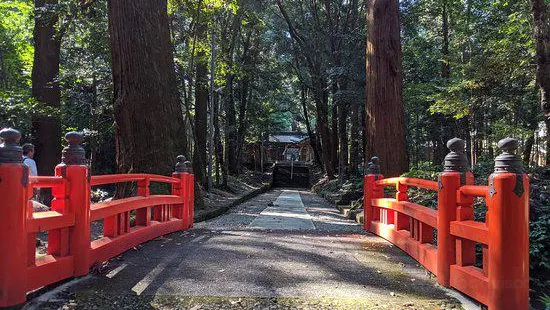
[532,0,550,164]
[108,0,187,177]
[366,0,408,176]
[276,0,335,178]
[31,0,62,176]
[193,20,208,188]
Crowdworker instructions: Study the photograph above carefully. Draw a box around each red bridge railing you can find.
[0,129,194,307]
[363,138,529,310]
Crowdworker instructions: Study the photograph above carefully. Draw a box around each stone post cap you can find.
[61,131,86,165]
[175,155,187,173]
[444,138,469,172]
[494,138,522,174]
[184,160,192,173]
[0,128,23,163]
[367,156,380,174]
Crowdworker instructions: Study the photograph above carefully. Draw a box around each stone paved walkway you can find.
[25,189,466,310]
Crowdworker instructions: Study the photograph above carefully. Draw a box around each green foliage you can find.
[539,294,550,310]
[0,0,35,136]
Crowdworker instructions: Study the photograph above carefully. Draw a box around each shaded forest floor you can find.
[196,170,273,222]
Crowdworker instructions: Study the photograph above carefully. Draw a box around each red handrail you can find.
[364,169,529,310]
[0,163,194,307]
[459,185,488,197]
[90,174,180,186]
[374,177,438,191]
[29,176,66,188]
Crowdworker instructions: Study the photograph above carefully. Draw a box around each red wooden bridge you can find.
[0,129,529,310]
[0,129,194,307]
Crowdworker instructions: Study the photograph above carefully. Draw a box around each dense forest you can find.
[0,0,549,305]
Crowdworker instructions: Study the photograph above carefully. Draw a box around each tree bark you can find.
[193,20,208,188]
[109,0,187,178]
[349,99,360,176]
[366,0,408,176]
[338,99,348,182]
[31,0,62,176]
[214,92,228,188]
[523,134,535,165]
[331,97,339,172]
[301,86,322,166]
[276,0,335,178]
[532,0,550,165]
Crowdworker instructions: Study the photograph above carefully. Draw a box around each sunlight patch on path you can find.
[247,190,315,230]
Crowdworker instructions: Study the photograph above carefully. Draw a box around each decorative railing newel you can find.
[172,155,189,229]
[56,132,91,277]
[437,138,473,287]
[0,128,28,307]
[364,156,384,231]
[486,138,529,310]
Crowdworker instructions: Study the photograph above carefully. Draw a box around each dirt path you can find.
[25,189,465,310]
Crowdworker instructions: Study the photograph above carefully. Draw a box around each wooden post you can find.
[364,156,383,231]
[437,138,472,287]
[0,128,29,307]
[185,159,194,228]
[59,132,91,277]
[172,155,188,229]
[486,138,529,310]
[395,181,409,231]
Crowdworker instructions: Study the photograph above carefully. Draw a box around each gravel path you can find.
[25,189,463,310]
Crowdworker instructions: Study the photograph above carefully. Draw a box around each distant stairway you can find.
[272,161,310,188]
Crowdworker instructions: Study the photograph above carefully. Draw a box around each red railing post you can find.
[172,155,188,229]
[395,181,409,230]
[0,128,29,307]
[58,132,91,277]
[486,138,529,310]
[136,177,151,227]
[364,156,383,231]
[437,138,472,287]
[185,159,194,229]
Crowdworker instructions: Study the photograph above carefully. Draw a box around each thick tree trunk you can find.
[331,94,339,172]
[366,0,408,176]
[532,0,550,165]
[224,76,238,175]
[193,22,208,188]
[109,0,187,178]
[31,0,62,176]
[235,78,249,173]
[523,135,535,165]
[313,77,335,178]
[214,93,228,188]
[300,87,322,166]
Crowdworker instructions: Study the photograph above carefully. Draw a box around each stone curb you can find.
[194,183,272,223]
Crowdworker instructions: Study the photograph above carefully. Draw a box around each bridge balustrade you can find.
[0,129,194,307]
[363,138,529,310]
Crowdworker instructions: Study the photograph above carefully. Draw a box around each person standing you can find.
[22,143,38,176]
[22,143,48,212]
